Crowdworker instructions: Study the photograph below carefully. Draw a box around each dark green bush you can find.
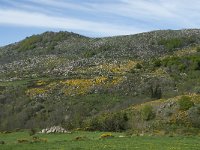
[84,50,96,58]
[159,37,196,51]
[159,38,183,50]
[135,63,142,69]
[194,86,200,94]
[196,47,200,52]
[188,104,200,128]
[153,59,162,67]
[150,84,162,99]
[17,35,42,51]
[85,112,128,132]
[178,96,194,111]
[141,105,155,121]
[29,128,37,136]
[194,60,200,70]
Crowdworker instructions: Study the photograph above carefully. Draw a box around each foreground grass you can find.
[0,131,200,150]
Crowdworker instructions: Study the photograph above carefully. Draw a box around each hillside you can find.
[0,29,200,133]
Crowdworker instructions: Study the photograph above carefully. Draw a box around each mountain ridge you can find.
[0,29,200,134]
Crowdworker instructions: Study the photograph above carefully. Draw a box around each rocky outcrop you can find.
[39,126,70,134]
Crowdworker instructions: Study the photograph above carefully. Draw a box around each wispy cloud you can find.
[0,0,200,37]
[28,0,92,11]
[0,9,146,36]
[86,0,200,28]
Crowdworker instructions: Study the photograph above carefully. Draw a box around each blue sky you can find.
[0,0,200,46]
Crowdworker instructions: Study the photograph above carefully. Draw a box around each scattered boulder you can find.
[118,135,125,138]
[39,126,70,134]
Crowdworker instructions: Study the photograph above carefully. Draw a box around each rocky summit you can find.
[0,29,200,134]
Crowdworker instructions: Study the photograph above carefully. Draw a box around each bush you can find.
[29,128,37,136]
[159,38,183,50]
[158,37,196,51]
[17,35,42,51]
[150,84,162,99]
[31,136,47,143]
[100,133,113,139]
[153,59,162,67]
[84,50,96,58]
[141,105,155,121]
[194,60,200,70]
[85,112,128,132]
[178,96,194,111]
[74,136,88,141]
[194,86,200,94]
[17,138,29,143]
[188,104,200,128]
[135,63,142,69]
[196,47,200,52]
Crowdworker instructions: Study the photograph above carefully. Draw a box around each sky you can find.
[0,0,200,46]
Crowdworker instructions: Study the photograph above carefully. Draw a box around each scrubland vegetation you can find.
[1,29,200,149]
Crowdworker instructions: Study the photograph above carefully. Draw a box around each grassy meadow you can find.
[0,131,200,150]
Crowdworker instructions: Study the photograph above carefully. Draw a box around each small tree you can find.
[178,96,194,111]
[141,105,155,121]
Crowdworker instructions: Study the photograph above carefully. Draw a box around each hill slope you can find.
[0,29,200,132]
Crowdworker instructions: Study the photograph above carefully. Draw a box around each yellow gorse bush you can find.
[100,60,137,74]
[60,77,108,95]
[100,133,113,138]
[26,88,48,97]
[26,76,124,97]
[36,80,46,86]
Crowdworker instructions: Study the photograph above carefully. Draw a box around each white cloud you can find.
[33,0,91,11]
[0,9,147,36]
[85,0,200,28]
[1,0,200,37]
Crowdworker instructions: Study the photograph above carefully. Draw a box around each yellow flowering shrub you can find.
[36,80,46,86]
[60,77,108,95]
[100,60,137,74]
[26,75,125,97]
[100,133,113,139]
[26,88,48,97]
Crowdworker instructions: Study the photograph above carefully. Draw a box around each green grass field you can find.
[1,131,200,150]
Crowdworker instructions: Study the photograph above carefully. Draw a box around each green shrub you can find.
[31,136,47,143]
[17,35,42,51]
[29,128,37,136]
[194,60,200,70]
[153,59,162,67]
[178,96,194,111]
[196,47,200,52]
[85,112,128,132]
[159,38,183,50]
[188,104,200,128]
[194,86,200,94]
[159,37,196,51]
[135,63,142,69]
[150,84,162,99]
[84,50,96,58]
[17,138,29,143]
[141,105,155,121]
